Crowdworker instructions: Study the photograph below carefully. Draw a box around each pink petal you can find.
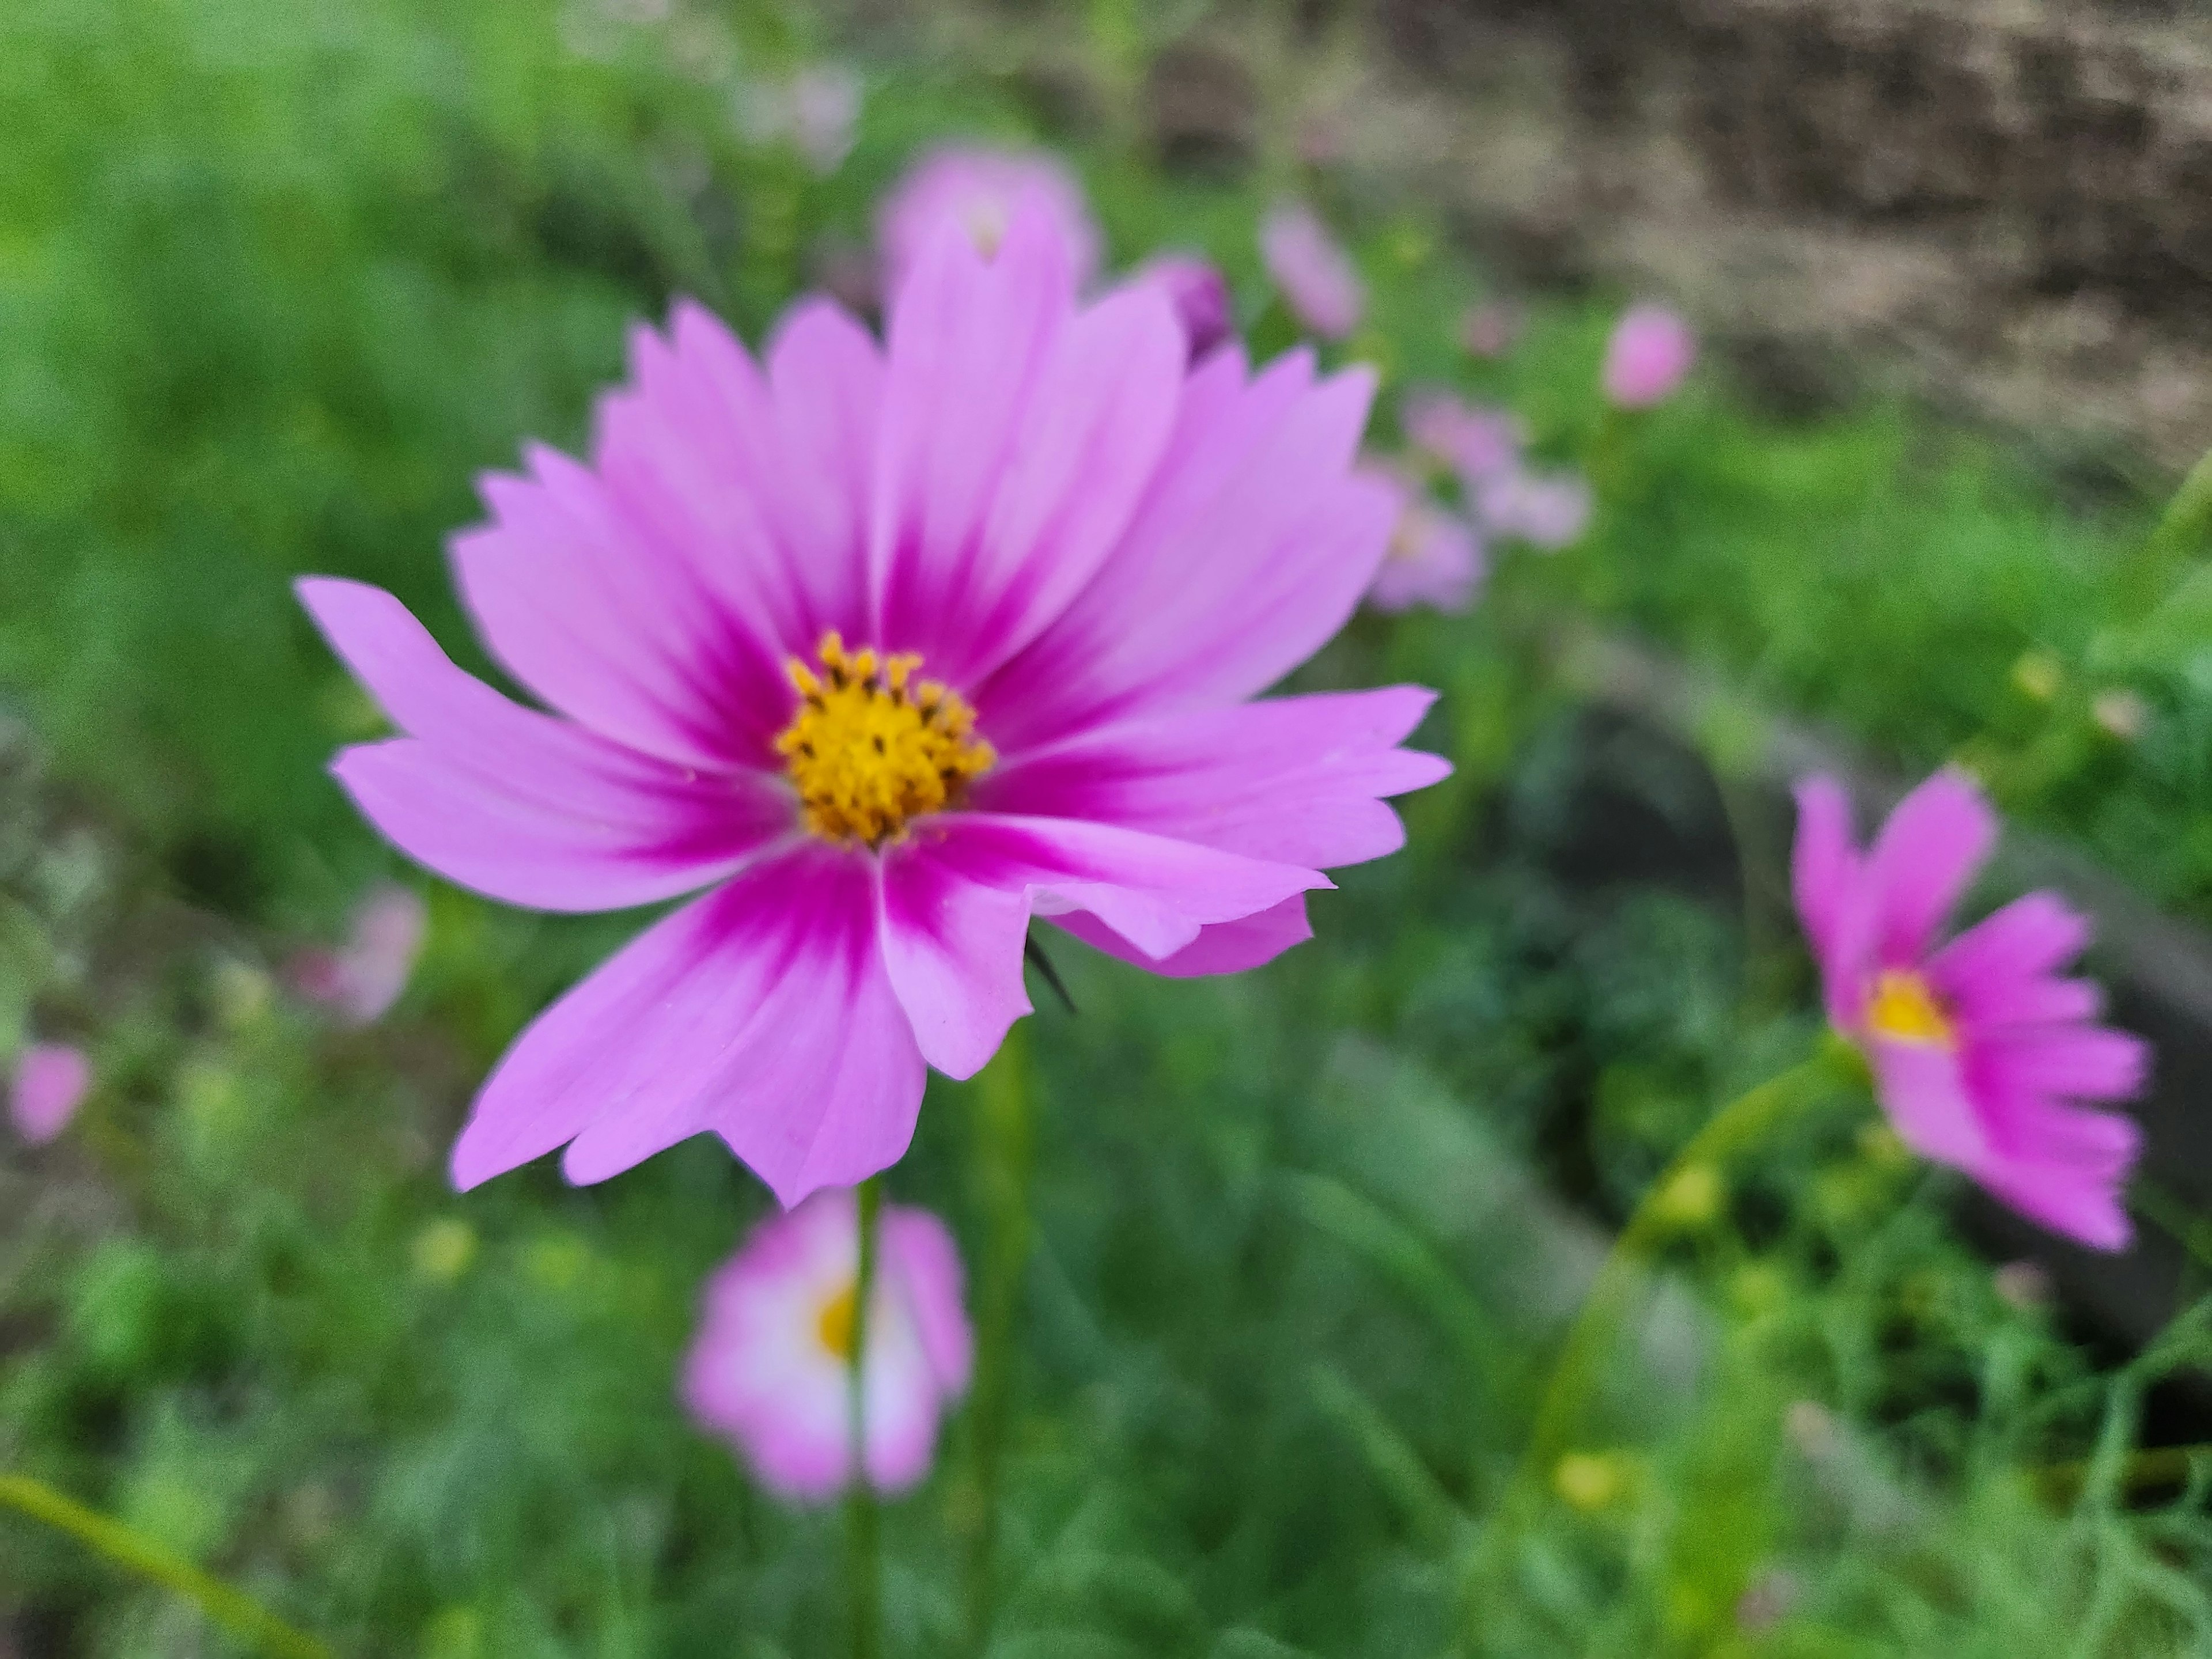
[456,437,787,774]
[1972,1094,2141,1251]
[1862,768,1997,967]
[872,210,1185,690]
[876,839,1032,1080]
[11,1044,89,1145]
[1052,896,1314,978]
[1975,1025,2149,1104]
[1135,255,1234,362]
[1791,775,1862,1020]
[450,845,926,1207]
[762,297,884,642]
[876,145,1102,295]
[1927,892,2095,1025]
[1602,304,1698,409]
[978,687,1449,869]
[299,580,787,912]
[1868,1036,1991,1171]
[881,1206,974,1395]
[979,349,1385,746]
[1260,203,1363,339]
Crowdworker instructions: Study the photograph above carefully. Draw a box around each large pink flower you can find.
[299,206,1446,1207]
[683,1189,972,1500]
[1793,769,2146,1249]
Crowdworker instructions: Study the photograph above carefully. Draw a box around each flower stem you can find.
[1458,1040,1855,1647]
[846,1174,885,1659]
[960,1025,1035,1656]
[0,1471,332,1658]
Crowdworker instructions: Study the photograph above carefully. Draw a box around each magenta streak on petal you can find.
[298,579,789,912]
[1051,896,1314,978]
[976,687,1448,870]
[452,843,924,1206]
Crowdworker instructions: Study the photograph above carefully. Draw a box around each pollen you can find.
[775,632,995,847]
[815,1282,857,1363]
[1866,969,1955,1048]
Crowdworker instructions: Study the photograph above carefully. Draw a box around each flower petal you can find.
[881,1206,974,1396]
[300,578,787,911]
[978,687,1449,869]
[1862,768,1997,966]
[1867,1036,1991,1172]
[1051,896,1313,978]
[1790,775,1861,1020]
[978,347,1385,747]
[1927,891,2096,1027]
[450,845,925,1206]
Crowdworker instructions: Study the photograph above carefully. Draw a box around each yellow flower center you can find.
[775,633,995,847]
[815,1282,858,1363]
[1865,969,1955,1048]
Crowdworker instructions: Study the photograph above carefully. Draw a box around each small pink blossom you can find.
[1475,468,1592,551]
[12,1043,89,1145]
[738,66,863,176]
[299,204,1447,1207]
[1260,203,1363,340]
[877,145,1100,296]
[1366,471,1485,614]
[1402,390,1521,485]
[1793,769,2147,1249]
[1460,302,1522,358]
[1135,255,1233,363]
[1602,303,1697,409]
[683,1189,972,1501]
[290,881,427,1025]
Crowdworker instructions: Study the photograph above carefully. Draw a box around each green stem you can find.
[961,1025,1035,1657]
[1457,1041,1855,1647]
[847,1175,885,1659]
[0,1472,333,1658]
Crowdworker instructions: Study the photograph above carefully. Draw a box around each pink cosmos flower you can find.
[1402,390,1521,486]
[1793,769,2146,1249]
[298,204,1446,1208]
[1366,470,1485,614]
[1475,468,1592,551]
[11,1043,89,1145]
[1260,203,1363,341]
[683,1188,971,1500]
[1135,255,1233,364]
[877,145,1101,297]
[1602,303,1697,409]
[289,880,428,1025]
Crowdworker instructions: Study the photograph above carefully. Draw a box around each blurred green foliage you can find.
[6,0,2212,1656]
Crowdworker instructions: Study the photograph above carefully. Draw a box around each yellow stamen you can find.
[816,1282,858,1363]
[1866,969,1955,1048]
[775,632,995,847]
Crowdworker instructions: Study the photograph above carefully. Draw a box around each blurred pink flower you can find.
[1402,390,1520,484]
[1459,301,1522,358]
[683,1188,971,1500]
[1136,255,1233,363]
[1260,203,1363,340]
[876,145,1100,296]
[1475,469,1592,550]
[299,204,1447,1208]
[1793,770,2146,1249]
[737,66,862,176]
[1602,302,1697,409]
[1366,472,1485,613]
[290,881,427,1025]
[11,1043,89,1145]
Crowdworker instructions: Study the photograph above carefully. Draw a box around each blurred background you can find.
[10,1,2212,1654]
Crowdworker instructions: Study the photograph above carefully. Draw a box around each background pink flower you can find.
[1793,769,2146,1249]
[12,1043,90,1145]
[877,145,1100,296]
[1366,469,1485,613]
[300,203,1447,1209]
[1135,255,1233,363]
[289,881,427,1025]
[1260,203,1363,340]
[1460,301,1522,358]
[683,1189,972,1501]
[1402,390,1521,485]
[1475,468,1592,551]
[1603,303,1697,409]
